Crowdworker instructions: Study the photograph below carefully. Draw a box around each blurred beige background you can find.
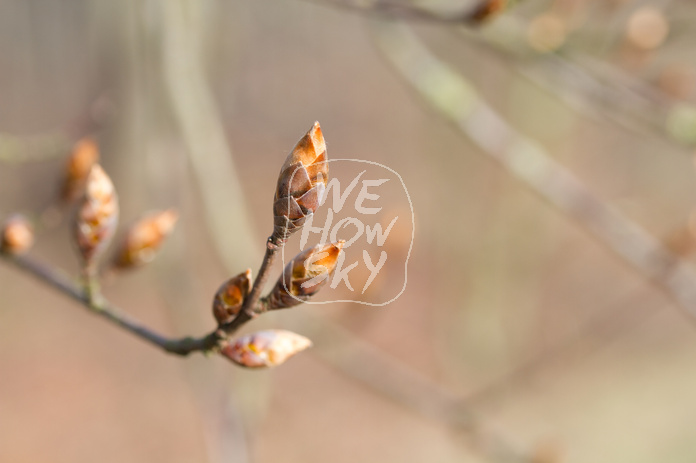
[2,1,696,462]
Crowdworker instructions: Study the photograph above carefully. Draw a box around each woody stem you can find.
[220,235,282,334]
[0,251,220,355]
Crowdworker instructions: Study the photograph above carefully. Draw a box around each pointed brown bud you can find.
[268,241,343,309]
[1,215,34,255]
[220,330,312,368]
[114,209,179,269]
[272,122,328,243]
[74,165,119,265]
[212,269,252,325]
[62,137,100,202]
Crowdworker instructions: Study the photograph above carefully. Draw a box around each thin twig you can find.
[220,237,281,334]
[1,251,222,356]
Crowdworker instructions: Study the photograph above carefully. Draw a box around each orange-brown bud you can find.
[268,241,343,309]
[62,137,100,202]
[273,122,328,243]
[220,330,312,368]
[0,215,34,255]
[74,165,119,265]
[212,269,252,325]
[114,209,179,269]
[467,0,508,24]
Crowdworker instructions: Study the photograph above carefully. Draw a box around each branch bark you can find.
[1,251,222,356]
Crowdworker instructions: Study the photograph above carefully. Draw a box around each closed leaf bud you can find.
[220,330,312,368]
[74,165,119,265]
[62,137,99,202]
[268,241,344,309]
[1,215,34,255]
[212,269,252,325]
[273,121,328,243]
[114,209,179,269]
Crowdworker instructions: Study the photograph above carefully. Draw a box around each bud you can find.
[62,137,100,202]
[212,269,252,325]
[74,165,119,265]
[273,121,328,243]
[220,330,312,368]
[467,0,508,24]
[268,241,343,309]
[114,209,179,268]
[0,215,34,255]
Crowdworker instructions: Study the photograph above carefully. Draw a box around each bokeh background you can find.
[2,0,696,462]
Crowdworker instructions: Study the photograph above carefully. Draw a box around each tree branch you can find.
[219,237,281,334]
[1,251,222,356]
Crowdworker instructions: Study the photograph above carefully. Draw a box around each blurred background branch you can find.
[372,20,696,322]
[301,0,509,24]
[161,0,260,267]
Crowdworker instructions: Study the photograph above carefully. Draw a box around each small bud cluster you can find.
[62,142,179,272]
[3,136,179,274]
[213,122,344,369]
[2,124,351,371]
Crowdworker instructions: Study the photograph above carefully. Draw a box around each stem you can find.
[1,252,220,356]
[220,236,281,334]
[83,261,99,305]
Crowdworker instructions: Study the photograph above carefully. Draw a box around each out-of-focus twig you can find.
[457,24,696,149]
[161,0,259,267]
[299,0,511,24]
[310,0,696,150]
[524,54,696,146]
[372,21,696,320]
